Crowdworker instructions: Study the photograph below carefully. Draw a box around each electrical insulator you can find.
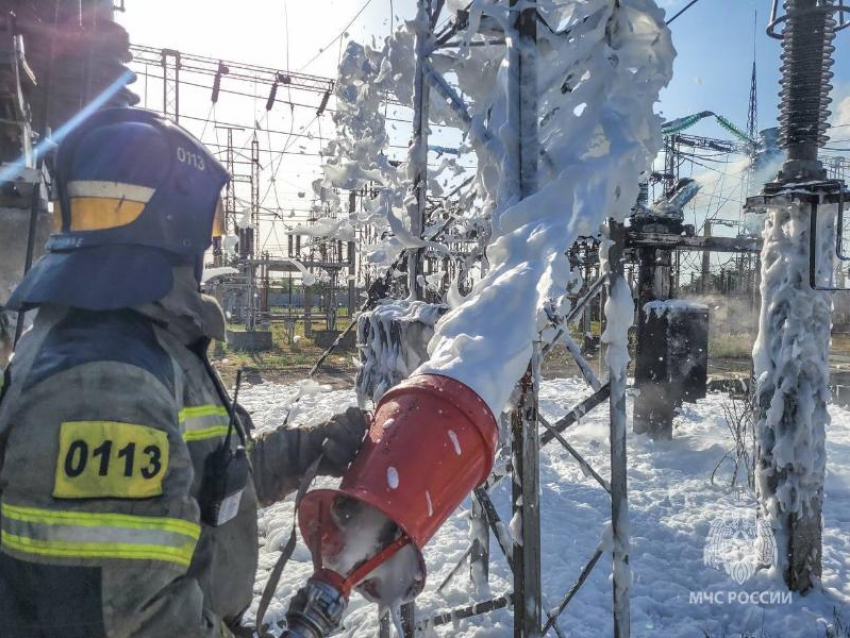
[266,82,278,112]
[316,89,331,117]
[212,62,229,104]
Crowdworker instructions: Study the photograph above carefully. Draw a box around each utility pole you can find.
[250,134,260,259]
[217,125,243,238]
[664,135,678,194]
[751,0,848,593]
[701,220,712,294]
[245,134,261,330]
[348,191,357,318]
[406,0,432,301]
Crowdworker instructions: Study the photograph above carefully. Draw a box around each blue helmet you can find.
[8,108,229,311]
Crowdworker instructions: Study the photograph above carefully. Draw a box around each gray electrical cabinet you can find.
[634,301,709,438]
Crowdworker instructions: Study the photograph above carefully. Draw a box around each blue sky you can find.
[120,0,850,157]
[118,1,850,253]
[656,0,849,141]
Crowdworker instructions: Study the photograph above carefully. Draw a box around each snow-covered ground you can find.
[239,377,850,637]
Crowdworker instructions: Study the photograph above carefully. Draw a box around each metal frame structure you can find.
[374,4,633,635]
[160,48,180,122]
[132,44,345,101]
[418,255,630,638]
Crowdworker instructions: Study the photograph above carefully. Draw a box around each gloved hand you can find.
[250,407,369,506]
[302,407,369,477]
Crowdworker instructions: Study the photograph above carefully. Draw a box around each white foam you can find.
[387,466,400,490]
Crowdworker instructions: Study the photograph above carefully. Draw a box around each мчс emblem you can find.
[704,514,777,585]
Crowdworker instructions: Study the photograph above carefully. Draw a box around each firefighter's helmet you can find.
[8,108,229,311]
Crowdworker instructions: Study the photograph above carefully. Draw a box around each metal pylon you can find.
[160,48,180,122]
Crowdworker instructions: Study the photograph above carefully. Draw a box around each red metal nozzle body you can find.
[298,373,499,597]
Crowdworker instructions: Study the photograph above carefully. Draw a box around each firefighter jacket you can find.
[0,273,311,638]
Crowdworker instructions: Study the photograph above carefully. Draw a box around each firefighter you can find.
[0,108,367,638]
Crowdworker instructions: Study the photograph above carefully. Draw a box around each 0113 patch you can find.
[53,421,169,499]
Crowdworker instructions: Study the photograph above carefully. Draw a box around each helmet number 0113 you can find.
[177,146,206,171]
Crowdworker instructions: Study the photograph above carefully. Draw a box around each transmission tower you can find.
[745,16,759,196]
[160,48,180,122]
[747,61,758,143]
[250,133,260,259]
[747,12,759,143]
[219,126,240,235]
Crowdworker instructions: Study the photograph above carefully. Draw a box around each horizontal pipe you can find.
[540,383,611,446]
[417,594,514,631]
[539,415,611,494]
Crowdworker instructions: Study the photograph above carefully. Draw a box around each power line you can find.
[666,0,704,26]
[297,0,374,72]
[283,0,291,73]
[132,67,419,126]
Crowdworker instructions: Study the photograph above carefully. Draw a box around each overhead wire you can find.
[259,114,321,209]
[132,12,480,257]
[132,67,419,126]
[297,0,375,72]
[665,0,705,26]
[199,102,216,140]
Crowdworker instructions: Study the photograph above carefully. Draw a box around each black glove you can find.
[303,407,369,477]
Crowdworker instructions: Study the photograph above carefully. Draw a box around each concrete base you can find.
[314,329,355,350]
[226,329,273,352]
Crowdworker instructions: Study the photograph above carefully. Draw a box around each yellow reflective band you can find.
[182,425,230,442]
[1,503,199,538]
[69,197,146,232]
[179,405,228,421]
[179,405,230,442]
[1,531,196,567]
[1,502,200,568]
